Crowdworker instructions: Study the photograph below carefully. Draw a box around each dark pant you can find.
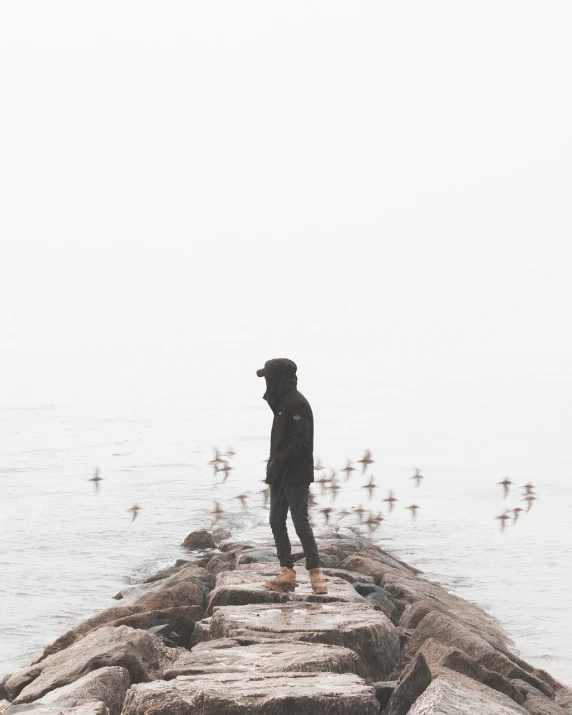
[269,482,320,570]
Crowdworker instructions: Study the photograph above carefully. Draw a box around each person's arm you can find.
[267,403,312,479]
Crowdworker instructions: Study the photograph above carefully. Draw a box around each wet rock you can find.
[109,606,203,647]
[206,601,400,681]
[205,564,366,614]
[37,584,204,659]
[217,540,258,553]
[340,555,388,584]
[5,703,110,714]
[366,591,398,619]
[31,666,130,715]
[1,677,9,701]
[419,638,525,705]
[142,564,182,584]
[6,626,182,704]
[383,652,432,715]
[189,619,212,647]
[206,551,238,575]
[181,530,216,550]
[408,671,528,714]
[404,612,553,698]
[164,640,364,679]
[112,565,215,604]
[321,569,375,585]
[211,528,231,544]
[0,701,9,714]
[373,681,396,709]
[556,689,572,714]
[512,680,550,699]
[316,554,341,568]
[236,550,278,565]
[122,671,380,714]
[523,697,569,715]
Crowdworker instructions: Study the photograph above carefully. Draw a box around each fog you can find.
[1,1,571,404]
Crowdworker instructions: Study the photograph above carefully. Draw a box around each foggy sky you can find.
[1,1,571,404]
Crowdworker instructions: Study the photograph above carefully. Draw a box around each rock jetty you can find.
[1,526,570,714]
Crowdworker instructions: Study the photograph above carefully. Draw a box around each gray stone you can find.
[205,563,366,614]
[211,528,231,544]
[317,554,341,568]
[523,696,568,715]
[6,703,109,714]
[164,640,364,679]
[236,550,278,565]
[217,540,258,552]
[5,626,182,704]
[408,671,528,714]
[33,666,129,715]
[189,619,212,647]
[121,672,380,714]
[181,530,216,550]
[206,551,238,575]
[383,653,432,715]
[321,569,375,585]
[373,681,396,710]
[206,600,400,682]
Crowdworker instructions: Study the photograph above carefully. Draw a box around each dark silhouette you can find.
[257,358,327,595]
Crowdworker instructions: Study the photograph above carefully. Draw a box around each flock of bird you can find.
[495,479,537,532]
[86,448,539,533]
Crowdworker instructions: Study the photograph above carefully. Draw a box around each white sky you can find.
[1,1,571,403]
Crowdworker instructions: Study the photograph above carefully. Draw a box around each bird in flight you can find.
[522,482,535,495]
[354,504,366,523]
[363,476,377,500]
[357,450,374,474]
[329,477,341,501]
[128,504,141,522]
[235,494,248,509]
[340,460,355,480]
[498,478,512,498]
[224,447,236,458]
[314,458,326,471]
[523,494,536,512]
[308,491,318,508]
[316,474,331,494]
[88,467,103,493]
[320,507,333,525]
[209,448,225,475]
[221,461,233,482]
[211,501,224,526]
[337,508,351,521]
[496,510,510,532]
[383,490,398,513]
[512,507,523,524]
[411,469,424,487]
[406,504,420,520]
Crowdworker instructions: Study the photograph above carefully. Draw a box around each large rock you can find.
[321,569,375,585]
[403,612,554,698]
[205,563,366,614]
[5,703,110,714]
[30,667,129,715]
[206,601,400,681]
[383,653,432,715]
[522,697,569,715]
[5,626,182,704]
[164,639,364,679]
[211,528,231,544]
[36,583,204,659]
[408,671,529,714]
[181,530,216,550]
[121,672,380,714]
[237,550,278,565]
[113,564,214,604]
[206,551,238,575]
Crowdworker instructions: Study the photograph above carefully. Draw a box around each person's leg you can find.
[285,484,320,570]
[269,482,294,570]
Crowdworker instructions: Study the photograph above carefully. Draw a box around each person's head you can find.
[256,358,297,411]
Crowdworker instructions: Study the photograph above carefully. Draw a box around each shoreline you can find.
[1,526,571,714]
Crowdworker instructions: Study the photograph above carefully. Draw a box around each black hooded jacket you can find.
[259,359,314,486]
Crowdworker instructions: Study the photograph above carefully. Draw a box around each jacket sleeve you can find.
[267,402,312,478]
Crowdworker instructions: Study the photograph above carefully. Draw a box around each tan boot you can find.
[263,567,298,593]
[309,568,328,595]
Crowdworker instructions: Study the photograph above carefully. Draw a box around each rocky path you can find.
[1,527,571,714]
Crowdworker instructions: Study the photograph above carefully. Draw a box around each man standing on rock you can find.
[256,358,327,595]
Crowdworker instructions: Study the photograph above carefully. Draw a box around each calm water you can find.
[1,377,571,685]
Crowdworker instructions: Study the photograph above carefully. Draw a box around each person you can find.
[256,358,327,595]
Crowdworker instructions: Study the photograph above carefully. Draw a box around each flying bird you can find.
[88,467,103,493]
[498,478,512,499]
[314,458,326,471]
[337,508,351,521]
[308,491,318,508]
[354,505,366,523]
[221,461,233,482]
[406,504,420,520]
[512,507,523,524]
[211,501,224,526]
[523,494,537,512]
[363,476,377,500]
[411,469,424,487]
[128,504,141,522]
[340,460,355,480]
[496,510,510,532]
[320,507,333,525]
[316,475,331,494]
[383,490,398,513]
[522,483,535,495]
[329,477,341,501]
[224,447,236,458]
[235,494,248,509]
[357,450,374,475]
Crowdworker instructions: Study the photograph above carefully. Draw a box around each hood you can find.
[257,358,298,413]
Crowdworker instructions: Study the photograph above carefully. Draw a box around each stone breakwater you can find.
[1,526,571,715]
